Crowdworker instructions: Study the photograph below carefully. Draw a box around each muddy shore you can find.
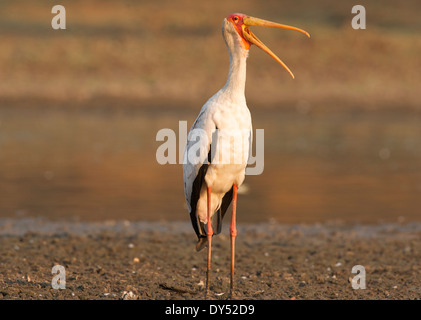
[0,218,419,300]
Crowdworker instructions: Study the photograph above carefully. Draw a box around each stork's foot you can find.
[227,278,235,299]
[205,269,211,299]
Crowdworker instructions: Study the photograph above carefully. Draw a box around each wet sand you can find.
[0,218,419,300]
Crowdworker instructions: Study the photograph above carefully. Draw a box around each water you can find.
[1,105,420,224]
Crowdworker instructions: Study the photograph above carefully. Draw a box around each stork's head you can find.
[223,13,310,79]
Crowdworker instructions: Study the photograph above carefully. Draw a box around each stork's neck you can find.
[222,46,248,104]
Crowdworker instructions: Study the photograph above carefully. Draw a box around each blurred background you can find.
[0,0,420,224]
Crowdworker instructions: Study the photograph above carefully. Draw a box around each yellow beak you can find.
[242,16,310,79]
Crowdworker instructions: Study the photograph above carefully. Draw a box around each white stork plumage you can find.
[183,13,309,298]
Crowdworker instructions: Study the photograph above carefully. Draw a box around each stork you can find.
[183,13,309,298]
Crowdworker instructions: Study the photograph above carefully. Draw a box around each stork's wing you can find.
[183,107,213,234]
[183,109,211,207]
[183,105,235,250]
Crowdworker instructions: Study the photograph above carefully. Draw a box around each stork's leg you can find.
[229,184,238,299]
[205,186,213,299]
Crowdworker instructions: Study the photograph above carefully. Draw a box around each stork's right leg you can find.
[205,186,213,299]
[228,184,238,299]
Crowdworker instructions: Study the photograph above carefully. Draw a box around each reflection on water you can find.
[0,105,420,224]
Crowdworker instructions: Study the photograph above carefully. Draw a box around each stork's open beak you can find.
[242,16,310,79]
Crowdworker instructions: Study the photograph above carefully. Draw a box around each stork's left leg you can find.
[205,186,213,299]
[229,184,238,299]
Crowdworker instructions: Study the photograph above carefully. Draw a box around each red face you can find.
[227,13,251,49]
[224,13,310,78]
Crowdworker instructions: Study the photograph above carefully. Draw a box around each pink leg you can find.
[229,185,238,298]
[205,186,213,298]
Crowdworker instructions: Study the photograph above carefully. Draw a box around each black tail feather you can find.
[196,236,208,251]
[193,186,234,251]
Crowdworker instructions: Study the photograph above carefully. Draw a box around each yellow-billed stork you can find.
[183,13,309,298]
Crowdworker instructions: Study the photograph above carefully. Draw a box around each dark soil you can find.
[0,219,419,300]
